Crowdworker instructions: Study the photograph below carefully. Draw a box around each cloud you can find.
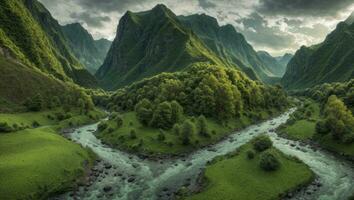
[236,13,296,50]
[69,12,111,28]
[198,0,217,9]
[257,0,354,17]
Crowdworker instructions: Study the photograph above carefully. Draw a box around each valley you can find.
[0,0,353,200]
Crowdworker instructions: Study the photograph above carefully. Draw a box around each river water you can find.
[54,108,354,200]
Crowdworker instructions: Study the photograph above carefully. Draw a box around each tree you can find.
[116,115,123,128]
[253,135,273,152]
[197,115,209,137]
[181,119,195,145]
[130,129,137,139]
[0,122,13,133]
[150,102,173,129]
[77,98,85,114]
[157,129,166,141]
[171,101,183,123]
[135,99,153,126]
[172,124,181,135]
[24,94,43,111]
[259,152,280,171]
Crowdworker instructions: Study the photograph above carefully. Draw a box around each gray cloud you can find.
[75,0,142,13]
[257,0,354,17]
[236,13,296,50]
[70,12,111,28]
[198,0,217,9]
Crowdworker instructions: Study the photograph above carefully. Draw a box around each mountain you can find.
[62,23,111,74]
[96,4,231,90]
[0,0,97,88]
[257,51,286,77]
[345,12,354,25]
[178,14,276,82]
[281,18,354,89]
[276,53,293,72]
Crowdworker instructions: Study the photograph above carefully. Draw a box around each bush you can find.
[259,152,280,171]
[116,115,123,128]
[172,124,180,135]
[0,122,13,133]
[246,150,255,159]
[135,99,153,126]
[32,121,40,128]
[253,135,273,152]
[157,129,166,141]
[342,134,354,144]
[181,119,196,145]
[197,115,210,137]
[130,129,137,139]
[315,120,329,135]
[97,122,108,131]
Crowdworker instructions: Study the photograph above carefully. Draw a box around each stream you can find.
[53,108,354,200]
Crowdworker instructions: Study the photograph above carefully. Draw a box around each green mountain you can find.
[275,53,293,73]
[0,0,97,88]
[62,23,111,74]
[96,5,243,90]
[282,19,354,89]
[257,51,286,77]
[178,14,277,82]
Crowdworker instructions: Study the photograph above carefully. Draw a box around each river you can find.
[53,108,354,200]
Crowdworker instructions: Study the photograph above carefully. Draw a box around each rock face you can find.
[0,0,97,88]
[62,23,111,74]
[281,18,354,89]
[96,4,229,90]
[179,14,277,82]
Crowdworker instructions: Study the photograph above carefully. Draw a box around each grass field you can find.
[0,127,95,199]
[0,108,105,199]
[186,143,314,200]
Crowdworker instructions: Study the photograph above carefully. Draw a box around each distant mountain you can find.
[0,0,97,88]
[179,14,276,82]
[275,53,293,73]
[257,51,286,77]
[96,4,230,90]
[345,12,354,25]
[62,23,111,74]
[282,18,354,89]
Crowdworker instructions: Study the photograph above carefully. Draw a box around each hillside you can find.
[0,0,97,88]
[257,51,286,77]
[179,14,276,82]
[276,53,293,72]
[281,19,354,89]
[62,23,111,74]
[96,5,237,90]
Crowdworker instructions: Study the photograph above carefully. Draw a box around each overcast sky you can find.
[39,0,354,56]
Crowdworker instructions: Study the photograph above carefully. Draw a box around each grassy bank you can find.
[96,109,281,157]
[185,142,314,200]
[278,99,354,157]
[0,108,105,199]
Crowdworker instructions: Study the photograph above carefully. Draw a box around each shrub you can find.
[97,122,108,131]
[197,115,210,137]
[259,152,280,171]
[172,124,180,135]
[342,134,354,144]
[108,127,114,133]
[130,129,137,139]
[181,119,195,145]
[157,129,166,141]
[135,99,153,126]
[116,115,123,128]
[246,150,255,159]
[253,135,273,152]
[32,121,40,128]
[0,122,13,133]
[315,120,329,135]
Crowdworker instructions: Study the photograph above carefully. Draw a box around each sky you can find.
[39,0,354,56]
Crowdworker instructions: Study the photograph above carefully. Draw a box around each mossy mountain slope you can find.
[96,5,235,90]
[281,20,354,89]
[257,50,286,77]
[0,0,97,88]
[62,23,111,74]
[179,14,277,82]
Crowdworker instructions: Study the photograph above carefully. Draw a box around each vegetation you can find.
[0,127,95,199]
[184,138,314,200]
[97,64,288,156]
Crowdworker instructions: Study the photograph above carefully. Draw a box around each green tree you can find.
[197,115,209,137]
[171,100,183,123]
[150,102,173,129]
[181,119,195,145]
[259,152,280,171]
[253,135,273,152]
[24,94,43,111]
[135,99,153,126]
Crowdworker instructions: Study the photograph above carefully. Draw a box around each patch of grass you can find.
[0,127,95,199]
[185,144,314,200]
[316,134,354,157]
[96,109,279,156]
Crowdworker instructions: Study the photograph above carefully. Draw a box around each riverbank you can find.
[95,108,288,160]
[0,108,106,199]
[183,140,315,200]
